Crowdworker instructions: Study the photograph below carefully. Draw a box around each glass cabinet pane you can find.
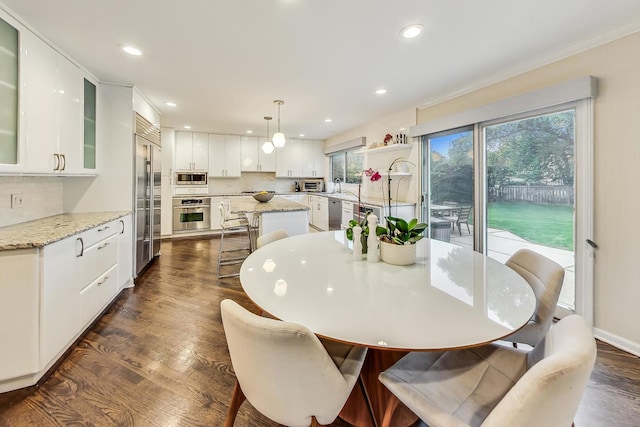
[0,17,18,165]
[83,78,96,169]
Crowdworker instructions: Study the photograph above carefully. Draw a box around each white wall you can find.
[0,176,63,227]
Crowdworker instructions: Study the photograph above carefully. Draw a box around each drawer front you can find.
[78,234,118,289]
[79,264,118,328]
[81,219,120,248]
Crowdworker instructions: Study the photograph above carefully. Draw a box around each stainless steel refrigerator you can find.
[134,113,161,276]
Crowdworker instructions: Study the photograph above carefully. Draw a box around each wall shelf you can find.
[356,142,414,155]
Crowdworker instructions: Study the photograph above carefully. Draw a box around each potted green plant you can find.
[378,216,428,265]
[345,210,386,254]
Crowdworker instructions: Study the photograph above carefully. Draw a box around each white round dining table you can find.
[239,231,536,351]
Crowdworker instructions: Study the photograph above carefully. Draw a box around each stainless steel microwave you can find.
[301,179,323,192]
[175,172,208,186]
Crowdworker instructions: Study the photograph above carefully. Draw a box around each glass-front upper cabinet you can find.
[0,16,18,166]
[83,78,96,170]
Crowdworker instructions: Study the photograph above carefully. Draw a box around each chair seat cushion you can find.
[379,344,528,427]
[222,218,250,229]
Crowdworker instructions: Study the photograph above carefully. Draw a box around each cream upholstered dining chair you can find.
[220,299,368,427]
[378,314,596,427]
[503,248,565,347]
[256,229,289,249]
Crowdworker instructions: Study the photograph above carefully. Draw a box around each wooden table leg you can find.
[340,349,418,427]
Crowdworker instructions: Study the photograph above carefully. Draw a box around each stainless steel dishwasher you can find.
[328,197,342,230]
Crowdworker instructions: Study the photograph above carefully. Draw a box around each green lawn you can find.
[487,202,574,250]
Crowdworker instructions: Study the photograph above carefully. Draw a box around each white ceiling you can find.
[2,0,639,140]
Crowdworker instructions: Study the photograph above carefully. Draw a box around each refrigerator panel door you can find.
[135,140,150,275]
[152,144,162,257]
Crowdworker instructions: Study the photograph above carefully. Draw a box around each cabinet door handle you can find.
[120,219,125,234]
[53,154,60,171]
[76,237,84,257]
[97,275,110,285]
[98,225,110,232]
[98,242,110,250]
[60,154,66,171]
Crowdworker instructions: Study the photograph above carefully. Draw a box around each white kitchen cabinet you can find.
[310,195,329,231]
[40,235,81,367]
[341,201,354,229]
[118,215,133,289]
[0,217,125,393]
[302,140,325,178]
[0,15,19,172]
[209,134,241,177]
[175,131,208,171]
[20,31,90,175]
[0,249,39,385]
[240,135,276,172]
[275,138,303,177]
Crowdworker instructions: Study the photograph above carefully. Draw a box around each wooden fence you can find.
[488,185,574,205]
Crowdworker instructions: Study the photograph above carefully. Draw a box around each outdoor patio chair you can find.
[444,205,471,235]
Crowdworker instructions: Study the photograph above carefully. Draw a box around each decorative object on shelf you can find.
[261,116,275,154]
[272,100,286,148]
[384,133,394,145]
[367,213,380,263]
[253,191,275,202]
[379,216,428,265]
[395,133,408,144]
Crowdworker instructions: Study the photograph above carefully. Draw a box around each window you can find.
[330,149,363,183]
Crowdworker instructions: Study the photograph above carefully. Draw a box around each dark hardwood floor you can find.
[1,237,638,426]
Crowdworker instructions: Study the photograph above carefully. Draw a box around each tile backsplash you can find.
[0,176,64,228]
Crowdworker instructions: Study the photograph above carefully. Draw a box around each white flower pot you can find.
[380,240,417,266]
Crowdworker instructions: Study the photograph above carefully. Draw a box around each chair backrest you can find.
[505,248,564,346]
[482,314,596,427]
[220,299,354,426]
[458,205,471,220]
[219,202,228,227]
[256,230,289,249]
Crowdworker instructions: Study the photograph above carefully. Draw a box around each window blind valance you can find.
[410,76,598,137]
[324,137,366,155]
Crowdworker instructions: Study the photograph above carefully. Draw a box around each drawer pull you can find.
[97,242,110,250]
[98,225,110,232]
[97,275,110,285]
[76,237,84,257]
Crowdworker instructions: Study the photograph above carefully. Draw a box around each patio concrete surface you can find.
[448,225,575,309]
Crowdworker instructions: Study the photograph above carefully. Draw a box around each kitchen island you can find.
[230,196,309,237]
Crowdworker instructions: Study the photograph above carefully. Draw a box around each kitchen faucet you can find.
[334,178,342,193]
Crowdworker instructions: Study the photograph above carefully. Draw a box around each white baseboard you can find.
[594,328,640,357]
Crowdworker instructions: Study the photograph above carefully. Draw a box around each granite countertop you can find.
[0,211,131,251]
[311,192,416,208]
[231,196,309,214]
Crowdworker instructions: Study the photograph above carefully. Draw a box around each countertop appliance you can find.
[301,179,323,192]
[134,113,162,276]
[173,197,211,232]
[328,197,342,230]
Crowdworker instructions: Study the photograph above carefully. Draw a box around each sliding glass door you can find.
[421,101,593,319]
[483,108,577,315]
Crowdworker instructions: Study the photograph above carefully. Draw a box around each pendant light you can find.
[272,100,286,148]
[261,116,275,154]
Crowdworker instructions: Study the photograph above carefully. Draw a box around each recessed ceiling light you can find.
[400,24,423,39]
[183,125,191,129]
[166,102,176,107]
[246,130,253,134]
[299,134,305,137]
[325,118,332,123]
[122,46,142,56]
[376,89,387,95]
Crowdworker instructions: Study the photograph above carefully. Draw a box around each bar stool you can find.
[217,201,253,278]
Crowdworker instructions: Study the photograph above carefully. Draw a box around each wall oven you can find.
[173,197,211,232]
[175,172,208,186]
